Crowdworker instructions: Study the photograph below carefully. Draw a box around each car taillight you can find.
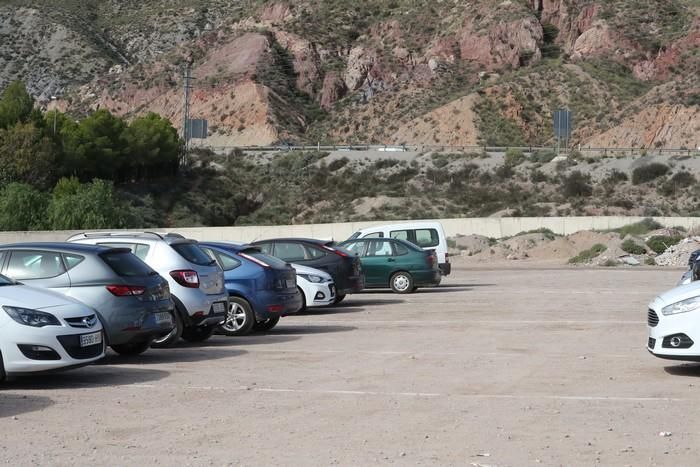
[106,285,146,296]
[322,245,349,257]
[170,270,200,288]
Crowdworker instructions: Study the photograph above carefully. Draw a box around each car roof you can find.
[200,242,257,253]
[356,222,443,232]
[0,242,118,254]
[66,231,192,244]
[252,238,333,246]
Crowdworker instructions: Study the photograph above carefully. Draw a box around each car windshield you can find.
[0,274,15,286]
[172,242,215,266]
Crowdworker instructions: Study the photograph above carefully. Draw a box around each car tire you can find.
[253,316,280,332]
[333,294,346,304]
[218,297,255,336]
[181,325,216,343]
[151,309,183,348]
[111,341,151,356]
[412,286,419,292]
[390,271,414,294]
[298,287,307,312]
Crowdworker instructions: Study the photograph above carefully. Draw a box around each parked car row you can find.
[0,222,446,381]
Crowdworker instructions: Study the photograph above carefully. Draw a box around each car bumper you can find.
[175,290,229,327]
[439,262,451,276]
[252,290,303,319]
[647,307,700,361]
[105,303,176,345]
[414,269,443,287]
[0,325,105,374]
[305,282,336,308]
[337,274,365,296]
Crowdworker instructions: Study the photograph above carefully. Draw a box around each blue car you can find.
[199,242,302,335]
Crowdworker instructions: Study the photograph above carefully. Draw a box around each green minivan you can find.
[338,238,441,294]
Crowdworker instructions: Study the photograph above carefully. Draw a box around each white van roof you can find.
[357,222,445,233]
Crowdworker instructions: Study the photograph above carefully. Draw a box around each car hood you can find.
[291,263,332,280]
[0,284,87,311]
[650,281,700,309]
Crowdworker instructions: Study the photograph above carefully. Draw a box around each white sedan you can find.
[0,274,105,381]
[648,282,700,361]
[292,264,336,310]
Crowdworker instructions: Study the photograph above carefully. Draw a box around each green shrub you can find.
[632,163,669,184]
[645,257,657,266]
[504,148,525,166]
[610,218,663,237]
[530,150,557,163]
[621,239,646,255]
[561,171,592,198]
[328,157,349,171]
[604,169,628,185]
[569,244,607,264]
[514,228,557,240]
[646,235,683,254]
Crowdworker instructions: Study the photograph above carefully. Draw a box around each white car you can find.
[648,282,700,361]
[292,264,335,309]
[0,274,105,381]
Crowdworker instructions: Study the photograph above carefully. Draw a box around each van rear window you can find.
[101,251,154,277]
[415,229,439,248]
[171,243,214,266]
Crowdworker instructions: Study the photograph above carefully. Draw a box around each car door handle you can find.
[387,258,395,262]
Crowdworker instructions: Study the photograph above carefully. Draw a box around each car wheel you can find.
[151,309,183,348]
[253,316,280,332]
[333,294,346,304]
[181,325,216,343]
[298,287,307,312]
[218,297,255,336]
[111,341,151,356]
[390,271,414,294]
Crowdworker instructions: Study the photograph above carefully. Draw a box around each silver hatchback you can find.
[67,232,228,346]
[0,243,175,356]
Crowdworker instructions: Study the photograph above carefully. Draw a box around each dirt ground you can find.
[1,264,699,466]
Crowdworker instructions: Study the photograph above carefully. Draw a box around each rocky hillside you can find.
[3,0,700,148]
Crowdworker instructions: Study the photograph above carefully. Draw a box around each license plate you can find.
[155,312,172,325]
[212,302,226,314]
[286,279,295,289]
[80,331,102,347]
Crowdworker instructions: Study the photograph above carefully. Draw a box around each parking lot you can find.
[1,265,699,466]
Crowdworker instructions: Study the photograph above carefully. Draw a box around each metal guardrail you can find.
[205,144,700,157]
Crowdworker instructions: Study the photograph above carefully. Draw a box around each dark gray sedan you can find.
[0,243,175,356]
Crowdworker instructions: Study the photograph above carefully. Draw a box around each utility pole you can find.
[182,63,195,166]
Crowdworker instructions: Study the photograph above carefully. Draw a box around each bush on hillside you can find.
[646,235,683,254]
[569,244,607,264]
[621,239,646,255]
[632,163,669,185]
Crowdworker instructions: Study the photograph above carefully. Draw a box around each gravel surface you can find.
[1,266,698,466]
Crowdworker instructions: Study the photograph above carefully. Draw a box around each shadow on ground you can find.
[193,335,301,347]
[0,394,54,418]
[255,325,358,336]
[100,347,248,365]
[2,364,171,390]
[664,363,700,377]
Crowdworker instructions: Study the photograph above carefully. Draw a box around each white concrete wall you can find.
[0,216,699,244]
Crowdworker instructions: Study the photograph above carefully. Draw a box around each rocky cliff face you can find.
[4,0,700,148]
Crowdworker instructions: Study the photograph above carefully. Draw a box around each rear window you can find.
[171,243,214,266]
[415,229,439,248]
[100,251,154,277]
[241,249,289,268]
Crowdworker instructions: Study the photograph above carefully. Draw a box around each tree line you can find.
[0,81,181,231]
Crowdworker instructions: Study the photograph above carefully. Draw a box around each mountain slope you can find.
[3,0,700,148]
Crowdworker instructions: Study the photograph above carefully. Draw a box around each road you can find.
[1,266,698,466]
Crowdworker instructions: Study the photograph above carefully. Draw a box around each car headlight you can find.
[299,274,323,283]
[662,297,700,316]
[3,306,61,327]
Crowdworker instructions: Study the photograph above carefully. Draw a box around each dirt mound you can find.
[452,234,491,256]
[655,237,700,267]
